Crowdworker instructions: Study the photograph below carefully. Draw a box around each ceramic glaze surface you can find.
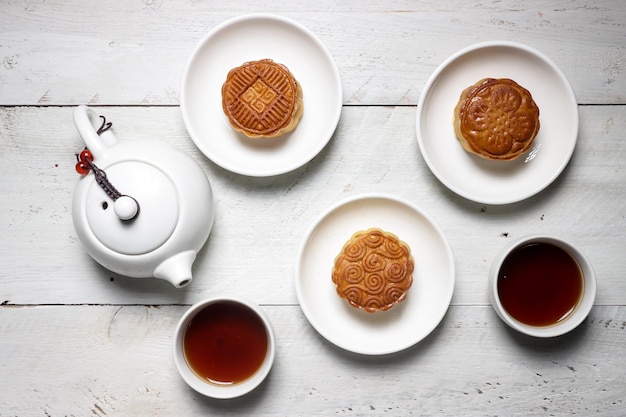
[71,106,214,287]
[84,160,179,255]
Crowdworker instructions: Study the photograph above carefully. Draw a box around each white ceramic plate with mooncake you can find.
[416,41,578,205]
[296,194,455,355]
[181,14,342,177]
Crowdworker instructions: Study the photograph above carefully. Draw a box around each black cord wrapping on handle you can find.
[75,115,121,201]
[75,114,140,221]
[85,159,122,201]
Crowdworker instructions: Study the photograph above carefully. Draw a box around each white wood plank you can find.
[1,2,626,415]
[0,304,624,416]
[0,1,624,105]
[1,105,624,305]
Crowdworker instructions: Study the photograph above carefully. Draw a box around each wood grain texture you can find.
[1,105,624,306]
[1,1,625,415]
[0,1,624,105]
[0,305,624,416]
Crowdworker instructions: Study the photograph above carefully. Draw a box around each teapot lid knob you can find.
[114,195,140,221]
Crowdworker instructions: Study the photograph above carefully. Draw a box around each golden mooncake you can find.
[454,78,540,160]
[332,228,414,313]
[221,59,303,138]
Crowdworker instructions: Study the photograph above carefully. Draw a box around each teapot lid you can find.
[84,160,179,255]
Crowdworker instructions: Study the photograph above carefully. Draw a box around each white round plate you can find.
[416,41,578,205]
[296,194,455,355]
[181,14,342,177]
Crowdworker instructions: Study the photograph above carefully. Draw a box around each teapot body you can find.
[71,106,214,287]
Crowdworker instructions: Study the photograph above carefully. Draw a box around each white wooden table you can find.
[1,1,625,415]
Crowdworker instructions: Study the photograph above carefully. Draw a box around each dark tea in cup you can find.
[173,296,275,398]
[497,242,583,327]
[183,300,268,385]
[489,236,596,338]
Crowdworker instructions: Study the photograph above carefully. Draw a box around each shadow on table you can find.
[499,314,592,353]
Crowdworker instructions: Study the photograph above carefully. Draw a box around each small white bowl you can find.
[488,235,596,338]
[173,295,275,399]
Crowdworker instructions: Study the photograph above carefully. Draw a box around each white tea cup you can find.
[173,295,275,398]
[488,235,596,338]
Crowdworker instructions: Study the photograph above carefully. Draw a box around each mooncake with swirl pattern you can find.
[221,59,303,138]
[454,78,540,160]
[332,228,414,313]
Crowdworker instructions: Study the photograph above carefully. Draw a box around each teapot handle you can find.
[73,105,117,159]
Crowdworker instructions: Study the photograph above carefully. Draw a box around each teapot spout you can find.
[153,251,197,288]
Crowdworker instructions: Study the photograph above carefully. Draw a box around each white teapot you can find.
[71,105,214,287]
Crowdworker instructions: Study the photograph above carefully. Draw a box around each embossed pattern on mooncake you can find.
[454,78,540,160]
[221,59,303,138]
[332,228,414,313]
